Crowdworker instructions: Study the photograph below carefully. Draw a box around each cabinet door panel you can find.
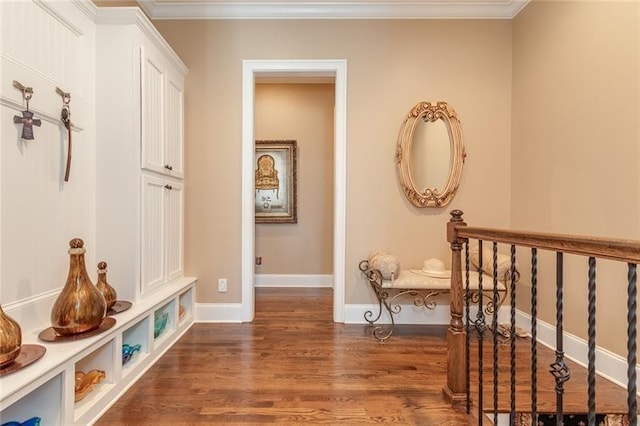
[165,182,183,282]
[165,74,184,178]
[140,47,165,175]
[141,175,165,295]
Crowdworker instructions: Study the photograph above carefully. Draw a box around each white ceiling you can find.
[137,0,530,20]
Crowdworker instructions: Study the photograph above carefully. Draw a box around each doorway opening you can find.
[254,81,335,299]
[241,60,347,323]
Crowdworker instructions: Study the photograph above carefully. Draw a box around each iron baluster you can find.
[509,245,517,425]
[628,263,638,426]
[492,242,499,425]
[475,240,486,426]
[587,257,596,426]
[531,248,538,426]
[465,240,471,414]
[550,252,570,426]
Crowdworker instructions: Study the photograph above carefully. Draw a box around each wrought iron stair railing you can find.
[443,210,640,426]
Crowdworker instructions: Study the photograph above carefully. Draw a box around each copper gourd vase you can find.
[0,303,22,367]
[96,261,117,310]
[50,238,107,336]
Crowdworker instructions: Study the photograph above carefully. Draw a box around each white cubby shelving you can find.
[0,277,196,426]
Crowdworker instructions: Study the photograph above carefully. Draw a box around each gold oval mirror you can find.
[396,101,465,208]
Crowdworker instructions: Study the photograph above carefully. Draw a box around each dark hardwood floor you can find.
[97,288,631,425]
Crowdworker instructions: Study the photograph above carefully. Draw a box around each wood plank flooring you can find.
[97,288,631,425]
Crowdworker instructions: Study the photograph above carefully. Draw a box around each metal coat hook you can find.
[55,87,71,106]
[12,80,41,140]
[13,80,34,109]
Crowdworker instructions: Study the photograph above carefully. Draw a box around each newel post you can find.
[442,209,468,404]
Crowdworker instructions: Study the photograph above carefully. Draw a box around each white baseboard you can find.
[515,310,640,395]
[255,274,333,288]
[195,303,243,322]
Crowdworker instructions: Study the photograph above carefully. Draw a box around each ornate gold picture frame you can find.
[255,140,297,224]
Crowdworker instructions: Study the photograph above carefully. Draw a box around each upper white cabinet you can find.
[141,46,185,178]
[95,7,188,301]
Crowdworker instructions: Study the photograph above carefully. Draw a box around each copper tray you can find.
[0,344,46,377]
[38,317,116,342]
[107,300,132,316]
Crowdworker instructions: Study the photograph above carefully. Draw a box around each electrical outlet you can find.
[218,278,227,292]
[256,257,262,266]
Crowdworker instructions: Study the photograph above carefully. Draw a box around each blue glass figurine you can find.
[121,343,141,365]
[2,417,41,426]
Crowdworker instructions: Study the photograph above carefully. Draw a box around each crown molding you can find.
[96,7,188,74]
[136,0,530,20]
[71,0,98,21]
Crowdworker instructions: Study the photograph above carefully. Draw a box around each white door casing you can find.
[241,59,347,322]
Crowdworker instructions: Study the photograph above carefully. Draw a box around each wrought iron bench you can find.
[358,260,510,342]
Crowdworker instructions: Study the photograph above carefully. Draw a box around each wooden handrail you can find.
[457,227,640,264]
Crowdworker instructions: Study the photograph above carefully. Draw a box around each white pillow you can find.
[368,251,400,280]
[469,246,520,282]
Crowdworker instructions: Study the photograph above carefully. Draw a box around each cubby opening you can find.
[122,317,150,375]
[153,301,175,344]
[178,287,193,324]
[74,341,115,421]
[0,373,64,425]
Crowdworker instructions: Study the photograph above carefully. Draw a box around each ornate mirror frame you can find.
[396,101,465,208]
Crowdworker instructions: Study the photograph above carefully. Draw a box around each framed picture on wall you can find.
[255,140,297,224]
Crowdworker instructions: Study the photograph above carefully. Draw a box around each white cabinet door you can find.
[140,46,166,175]
[164,71,184,178]
[141,175,165,295]
[164,181,183,281]
[141,175,183,294]
[141,47,184,179]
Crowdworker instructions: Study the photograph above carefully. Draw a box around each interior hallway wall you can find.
[0,1,97,329]
[154,19,513,305]
[254,83,334,275]
[512,0,639,355]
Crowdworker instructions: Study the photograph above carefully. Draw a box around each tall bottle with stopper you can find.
[96,261,117,310]
[51,238,106,335]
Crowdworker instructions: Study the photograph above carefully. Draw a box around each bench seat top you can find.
[380,269,506,291]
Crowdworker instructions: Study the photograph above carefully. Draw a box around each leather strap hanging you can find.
[56,88,73,182]
[62,104,72,182]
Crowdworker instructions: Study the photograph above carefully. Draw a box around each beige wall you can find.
[154,19,513,304]
[255,83,334,275]
[512,1,639,355]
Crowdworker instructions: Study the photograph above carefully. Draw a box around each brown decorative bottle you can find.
[51,238,106,336]
[96,261,117,310]
[0,303,22,367]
